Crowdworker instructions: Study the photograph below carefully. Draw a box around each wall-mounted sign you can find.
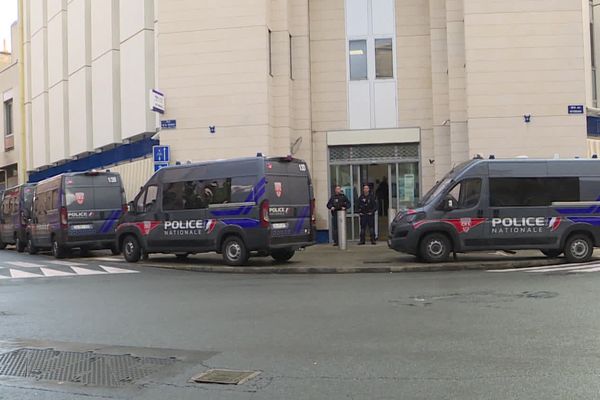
[150,89,165,114]
[161,120,176,129]
[568,105,584,114]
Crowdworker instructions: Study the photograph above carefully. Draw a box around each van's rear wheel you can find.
[52,238,67,259]
[271,248,295,263]
[222,237,249,266]
[15,237,25,253]
[0,239,7,250]
[419,233,451,263]
[122,235,141,263]
[564,234,593,263]
[541,249,562,258]
[27,237,37,255]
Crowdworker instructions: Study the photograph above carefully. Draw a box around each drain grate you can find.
[0,348,176,387]
[191,369,260,385]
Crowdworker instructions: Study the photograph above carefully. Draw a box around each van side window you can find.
[490,178,579,207]
[137,185,158,212]
[231,177,255,203]
[202,179,232,206]
[447,179,482,209]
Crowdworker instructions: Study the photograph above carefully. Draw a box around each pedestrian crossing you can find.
[488,261,600,274]
[0,258,138,281]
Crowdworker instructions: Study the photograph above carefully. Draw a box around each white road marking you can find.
[69,267,107,276]
[566,266,600,273]
[528,264,600,273]
[488,262,598,273]
[9,269,43,279]
[99,265,138,274]
[90,257,124,262]
[47,260,88,266]
[6,261,46,268]
[40,268,75,277]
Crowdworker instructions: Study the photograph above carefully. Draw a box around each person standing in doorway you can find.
[358,184,377,245]
[327,186,350,246]
[376,176,389,216]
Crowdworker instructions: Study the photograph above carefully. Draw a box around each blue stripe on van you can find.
[99,210,122,234]
[294,206,310,234]
[567,217,600,226]
[222,219,260,228]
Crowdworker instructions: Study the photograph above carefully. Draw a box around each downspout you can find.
[18,0,27,184]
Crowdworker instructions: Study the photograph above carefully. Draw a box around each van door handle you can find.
[493,210,500,218]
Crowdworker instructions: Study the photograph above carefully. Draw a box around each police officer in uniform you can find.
[358,184,377,245]
[327,185,350,246]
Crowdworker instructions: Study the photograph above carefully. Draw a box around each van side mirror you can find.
[442,196,456,211]
[128,201,136,213]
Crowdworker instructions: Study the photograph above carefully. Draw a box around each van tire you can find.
[222,236,249,266]
[175,253,189,260]
[27,237,38,255]
[541,249,562,258]
[52,238,67,259]
[564,234,594,263]
[0,240,6,250]
[15,237,25,253]
[122,235,141,263]
[271,248,295,263]
[419,233,451,263]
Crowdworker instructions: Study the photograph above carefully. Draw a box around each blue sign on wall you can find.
[154,162,170,172]
[153,145,170,163]
[161,120,176,129]
[568,105,584,114]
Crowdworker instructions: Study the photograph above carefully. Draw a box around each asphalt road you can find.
[1,249,600,399]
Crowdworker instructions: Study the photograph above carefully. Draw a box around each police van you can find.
[116,156,315,265]
[28,171,126,258]
[389,158,600,263]
[0,183,36,252]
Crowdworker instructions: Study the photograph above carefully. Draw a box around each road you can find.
[1,248,600,399]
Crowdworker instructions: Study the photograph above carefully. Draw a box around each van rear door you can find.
[265,159,313,244]
[65,174,124,239]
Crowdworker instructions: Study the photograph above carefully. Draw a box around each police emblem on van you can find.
[75,192,85,205]
[460,218,473,232]
[274,182,283,198]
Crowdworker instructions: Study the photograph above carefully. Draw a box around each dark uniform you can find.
[358,192,377,244]
[327,192,350,245]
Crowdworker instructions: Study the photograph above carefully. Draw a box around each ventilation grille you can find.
[329,144,419,163]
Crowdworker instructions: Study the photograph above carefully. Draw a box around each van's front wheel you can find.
[564,234,593,263]
[222,237,249,266]
[122,235,141,263]
[541,249,562,258]
[27,237,37,255]
[52,238,67,259]
[15,237,25,253]
[419,233,451,263]
[271,248,295,263]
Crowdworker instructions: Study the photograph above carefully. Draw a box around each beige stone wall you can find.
[463,0,588,158]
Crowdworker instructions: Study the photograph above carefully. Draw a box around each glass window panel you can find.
[349,40,368,80]
[375,38,393,79]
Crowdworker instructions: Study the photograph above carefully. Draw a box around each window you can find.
[349,40,368,80]
[162,179,232,211]
[231,176,255,203]
[447,179,482,209]
[268,29,273,76]
[375,38,393,79]
[4,99,13,136]
[137,185,158,212]
[490,178,580,207]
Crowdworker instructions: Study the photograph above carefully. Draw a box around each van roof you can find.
[156,156,305,172]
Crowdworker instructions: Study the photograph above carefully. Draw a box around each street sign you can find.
[568,105,584,114]
[161,120,176,129]
[150,89,165,114]
[154,162,169,172]
[153,145,170,163]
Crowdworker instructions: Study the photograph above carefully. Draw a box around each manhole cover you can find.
[0,348,176,387]
[191,369,260,385]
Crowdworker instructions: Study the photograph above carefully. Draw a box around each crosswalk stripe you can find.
[0,275,8,279]
[10,269,43,278]
[69,266,107,276]
[488,261,599,273]
[47,260,88,266]
[6,261,46,268]
[529,264,600,273]
[91,257,124,262]
[40,268,75,277]
[99,265,138,274]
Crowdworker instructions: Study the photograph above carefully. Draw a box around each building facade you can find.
[21,0,593,241]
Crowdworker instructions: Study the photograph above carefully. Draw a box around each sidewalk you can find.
[137,242,573,274]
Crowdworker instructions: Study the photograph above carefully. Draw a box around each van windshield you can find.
[419,161,473,206]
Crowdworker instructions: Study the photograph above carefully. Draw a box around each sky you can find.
[0,0,18,52]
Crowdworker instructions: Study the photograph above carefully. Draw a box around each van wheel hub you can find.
[570,240,589,258]
[427,240,444,256]
[226,243,241,260]
[125,241,135,256]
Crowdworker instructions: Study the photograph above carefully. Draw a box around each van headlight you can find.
[403,212,426,224]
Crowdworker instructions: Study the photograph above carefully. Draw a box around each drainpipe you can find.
[18,0,27,184]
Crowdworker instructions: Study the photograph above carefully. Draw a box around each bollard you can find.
[337,209,347,250]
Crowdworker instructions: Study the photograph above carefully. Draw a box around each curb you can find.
[137,257,567,274]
